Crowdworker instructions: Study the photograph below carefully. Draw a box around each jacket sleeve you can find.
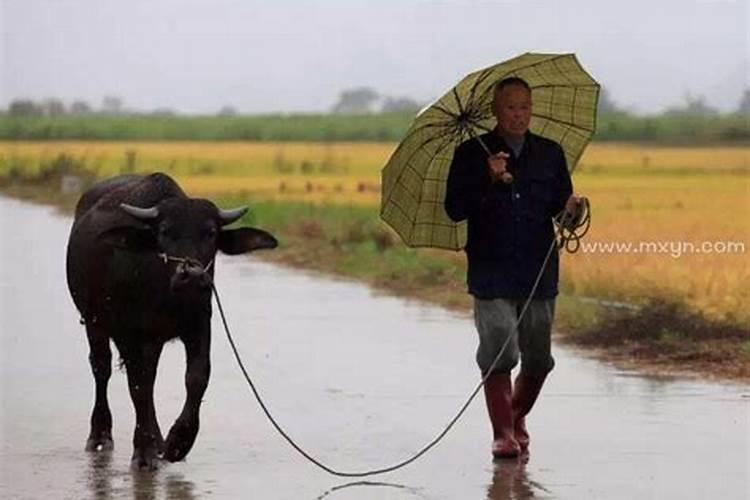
[445,142,490,222]
[551,144,573,217]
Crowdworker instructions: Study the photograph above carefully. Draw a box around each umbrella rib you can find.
[388,104,473,152]
[466,67,496,112]
[435,101,494,141]
[401,118,454,140]
[452,88,465,115]
[439,105,493,136]
[408,120,460,136]
[531,113,597,134]
[381,119,457,190]
[473,122,494,133]
[458,113,494,133]
[432,104,460,119]
[405,112,473,138]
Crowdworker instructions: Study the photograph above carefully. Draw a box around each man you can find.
[445,77,583,458]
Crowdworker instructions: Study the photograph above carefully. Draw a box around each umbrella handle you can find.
[475,134,514,184]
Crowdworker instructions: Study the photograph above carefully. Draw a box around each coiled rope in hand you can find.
[555,197,591,254]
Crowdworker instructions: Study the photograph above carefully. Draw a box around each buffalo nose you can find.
[172,263,210,289]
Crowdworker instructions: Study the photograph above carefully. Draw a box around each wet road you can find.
[1,196,748,499]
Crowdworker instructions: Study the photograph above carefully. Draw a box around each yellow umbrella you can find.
[380,52,600,250]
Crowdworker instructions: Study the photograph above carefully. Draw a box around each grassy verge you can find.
[228,196,750,381]
[563,299,750,379]
[5,175,746,382]
[0,113,415,142]
[2,112,748,144]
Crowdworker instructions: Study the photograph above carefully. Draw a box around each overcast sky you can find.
[1,0,747,114]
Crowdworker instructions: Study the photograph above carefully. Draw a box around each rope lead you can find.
[211,203,590,477]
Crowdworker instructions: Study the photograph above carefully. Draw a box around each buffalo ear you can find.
[218,227,278,255]
[98,226,157,252]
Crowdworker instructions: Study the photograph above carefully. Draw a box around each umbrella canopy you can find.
[380,52,600,250]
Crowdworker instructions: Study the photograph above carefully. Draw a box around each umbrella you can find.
[380,52,600,250]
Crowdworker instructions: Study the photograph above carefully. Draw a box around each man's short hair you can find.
[494,77,531,95]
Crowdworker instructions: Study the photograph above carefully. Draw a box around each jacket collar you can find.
[481,129,534,157]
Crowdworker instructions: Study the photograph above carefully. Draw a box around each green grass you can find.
[0,113,414,142]
[1,112,748,144]
[221,196,470,307]
[593,112,750,144]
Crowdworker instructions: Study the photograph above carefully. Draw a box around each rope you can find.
[554,197,591,254]
[158,253,215,273]
[206,204,590,478]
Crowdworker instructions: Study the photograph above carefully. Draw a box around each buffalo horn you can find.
[218,206,248,225]
[120,203,159,220]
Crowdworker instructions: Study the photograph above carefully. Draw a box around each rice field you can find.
[1,140,748,324]
[565,172,749,323]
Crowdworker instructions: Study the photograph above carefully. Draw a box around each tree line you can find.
[5,87,750,118]
[2,88,748,144]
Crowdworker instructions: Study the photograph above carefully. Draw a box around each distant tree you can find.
[736,89,750,116]
[70,100,92,115]
[150,108,177,117]
[331,87,380,114]
[665,93,719,116]
[597,87,624,115]
[217,105,238,116]
[381,96,421,113]
[9,99,43,116]
[41,98,66,116]
[101,95,124,114]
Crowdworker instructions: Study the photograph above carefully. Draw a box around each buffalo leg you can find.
[124,341,164,470]
[163,330,211,462]
[85,326,114,451]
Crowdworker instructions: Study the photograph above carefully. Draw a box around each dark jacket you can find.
[444,130,573,300]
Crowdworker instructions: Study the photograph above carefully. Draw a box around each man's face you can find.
[493,84,532,138]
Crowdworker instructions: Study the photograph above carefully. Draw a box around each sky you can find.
[1,0,748,114]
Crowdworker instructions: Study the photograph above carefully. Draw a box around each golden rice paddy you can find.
[2,141,748,323]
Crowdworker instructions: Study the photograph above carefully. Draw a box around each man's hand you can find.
[487,152,512,183]
[563,194,585,225]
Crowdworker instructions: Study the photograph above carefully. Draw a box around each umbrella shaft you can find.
[471,132,514,184]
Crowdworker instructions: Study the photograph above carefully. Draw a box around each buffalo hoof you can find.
[131,448,161,471]
[163,418,199,462]
[85,434,114,452]
[156,434,166,455]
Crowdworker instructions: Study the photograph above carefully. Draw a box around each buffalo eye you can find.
[203,227,218,240]
[159,225,176,239]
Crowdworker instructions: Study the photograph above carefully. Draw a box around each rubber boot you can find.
[483,372,521,459]
[511,373,546,452]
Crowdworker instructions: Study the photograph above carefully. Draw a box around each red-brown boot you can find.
[512,374,546,452]
[483,372,521,459]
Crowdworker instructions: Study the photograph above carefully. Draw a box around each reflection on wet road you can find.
[1,197,748,499]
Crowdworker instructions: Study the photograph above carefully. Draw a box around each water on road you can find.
[1,196,748,499]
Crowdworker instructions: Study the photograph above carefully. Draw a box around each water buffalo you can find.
[66,173,277,469]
